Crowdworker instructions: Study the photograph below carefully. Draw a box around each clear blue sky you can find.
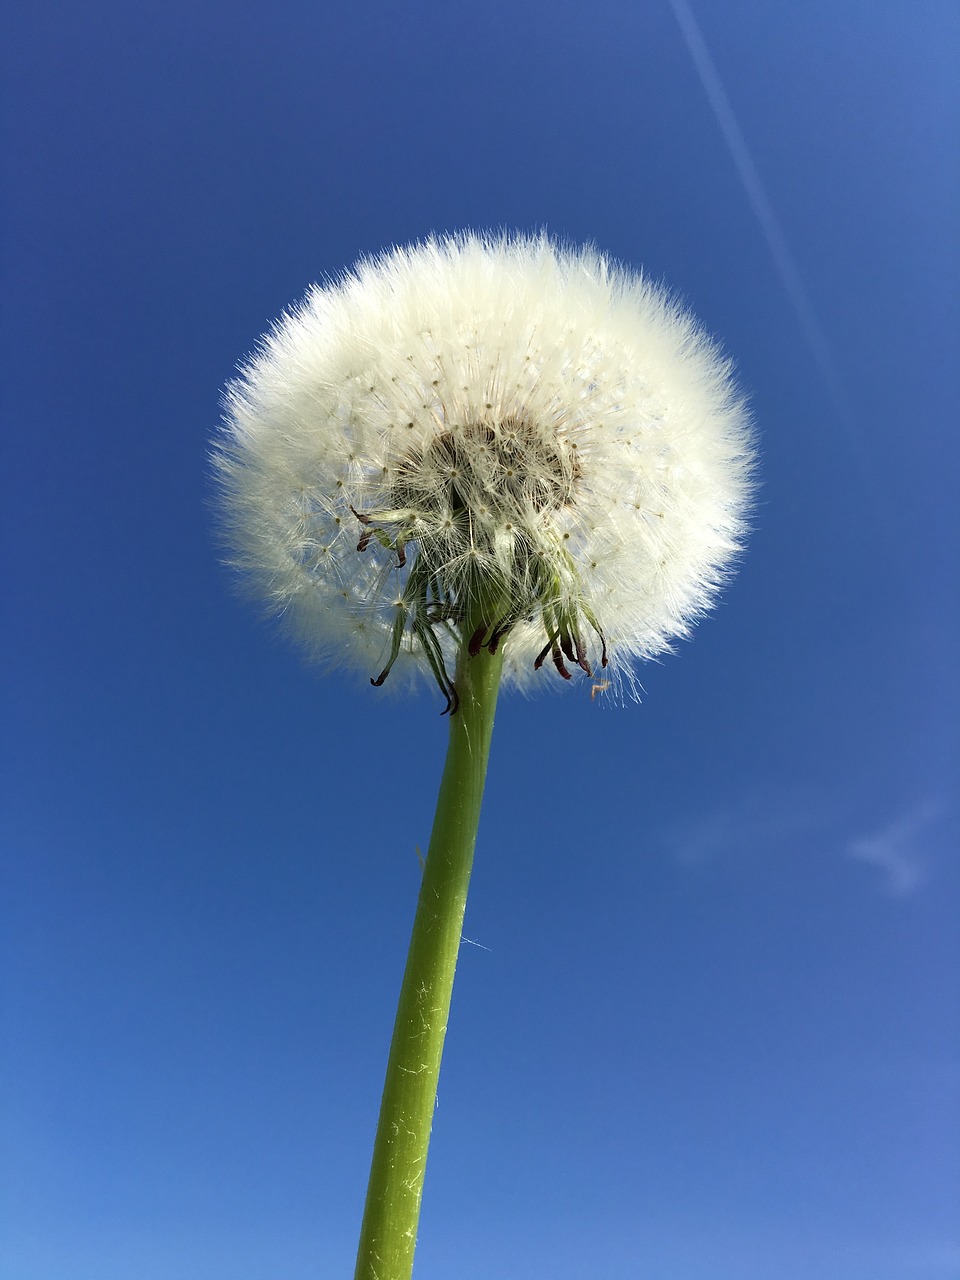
[2,1,958,1278]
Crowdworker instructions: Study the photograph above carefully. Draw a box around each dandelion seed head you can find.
[215,232,754,697]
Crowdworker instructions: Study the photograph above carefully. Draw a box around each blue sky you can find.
[2,1,957,1278]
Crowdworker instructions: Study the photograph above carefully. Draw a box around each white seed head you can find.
[215,232,754,699]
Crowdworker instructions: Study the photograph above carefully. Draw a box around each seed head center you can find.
[393,417,579,531]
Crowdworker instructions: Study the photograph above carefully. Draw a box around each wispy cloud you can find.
[663,788,820,869]
[663,791,949,896]
[846,798,946,896]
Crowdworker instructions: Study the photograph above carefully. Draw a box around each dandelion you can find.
[215,232,754,1280]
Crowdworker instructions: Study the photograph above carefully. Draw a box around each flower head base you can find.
[216,233,754,706]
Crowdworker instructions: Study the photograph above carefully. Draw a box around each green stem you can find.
[354,638,504,1280]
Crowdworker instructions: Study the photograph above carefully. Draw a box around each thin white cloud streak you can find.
[666,0,898,555]
[666,0,845,413]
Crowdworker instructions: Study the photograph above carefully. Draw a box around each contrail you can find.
[666,0,846,406]
[666,0,892,521]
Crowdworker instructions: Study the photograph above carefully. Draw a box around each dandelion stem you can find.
[354,632,504,1280]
